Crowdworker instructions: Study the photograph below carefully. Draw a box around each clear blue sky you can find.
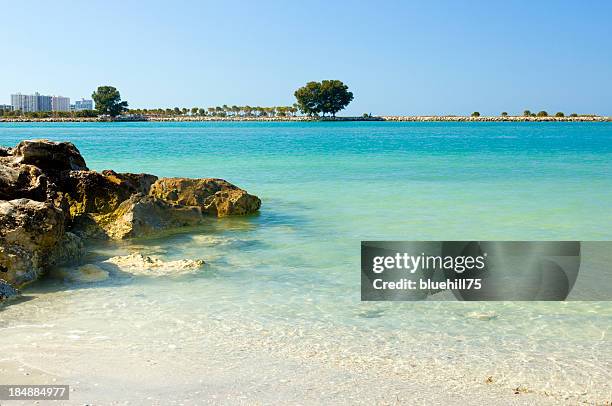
[2,0,611,115]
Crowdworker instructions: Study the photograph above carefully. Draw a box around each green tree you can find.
[501,112,508,117]
[555,112,565,117]
[523,110,532,117]
[294,81,322,116]
[471,111,480,117]
[191,107,199,116]
[294,80,353,117]
[570,113,578,117]
[91,86,128,117]
[537,111,548,117]
[318,80,354,117]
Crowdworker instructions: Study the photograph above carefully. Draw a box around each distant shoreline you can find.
[1,115,610,123]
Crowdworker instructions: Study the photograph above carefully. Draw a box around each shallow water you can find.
[1,122,611,403]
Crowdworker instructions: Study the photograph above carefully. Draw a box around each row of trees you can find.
[0,108,98,118]
[471,111,590,118]
[127,105,301,118]
[91,80,355,118]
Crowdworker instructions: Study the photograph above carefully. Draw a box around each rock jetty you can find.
[0,139,261,302]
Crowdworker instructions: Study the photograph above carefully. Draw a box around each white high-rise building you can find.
[11,92,53,112]
[74,98,94,111]
[51,96,71,112]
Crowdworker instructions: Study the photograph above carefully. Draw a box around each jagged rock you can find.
[149,177,260,217]
[0,146,12,157]
[58,170,158,218]
[0,279,19,302]
[49,232,85,266]
[203,188,262,217]
[0,199,65,286]
[13,139,88,171]
[101,170,158,195]
[99,253,205,276]
[78,194,203,240]
[0,162,50,201]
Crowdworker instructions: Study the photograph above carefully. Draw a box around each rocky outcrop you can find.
[0,139,260,301]
[0,199,65,286]
[0,162,49,201]
[77,194,203,240]
[149,177,261,217]
[52,253,205,282]
[57,170,158,218]
[202,188,262,217]
[14,139,88,171]
[102,253,204,276]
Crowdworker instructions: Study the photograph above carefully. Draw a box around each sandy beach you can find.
[0,288,579,406]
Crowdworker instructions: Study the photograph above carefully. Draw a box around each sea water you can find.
[0,122,611,402]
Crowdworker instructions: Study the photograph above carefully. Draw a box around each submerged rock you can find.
[87,253,204,277]
[466,311,498,321]
[51,263,110,283]
[149,177,261,217]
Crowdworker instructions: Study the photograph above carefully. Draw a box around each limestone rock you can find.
[100,253,205,276]
[0,162,50,201]
[0,146,12,157]
[49,232,85,266]
[101,170,158,195]
[149,177,260,217]
[0,138,262,291]
[203,188,261,217]
[0,199,65,286]
[58,170,158,218]
[13,139,88,171]
[84,194,203,240]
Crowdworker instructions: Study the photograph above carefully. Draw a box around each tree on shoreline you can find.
[294,81,323,116]
[294,80,353,117]
[92,86,128,117]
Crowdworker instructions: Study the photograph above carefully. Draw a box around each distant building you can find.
[51,96,71,112]
[0,104,12,111]
[74,98,94,111]
[11,92,52,112]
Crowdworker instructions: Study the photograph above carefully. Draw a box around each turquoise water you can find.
[1,122,611,401]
